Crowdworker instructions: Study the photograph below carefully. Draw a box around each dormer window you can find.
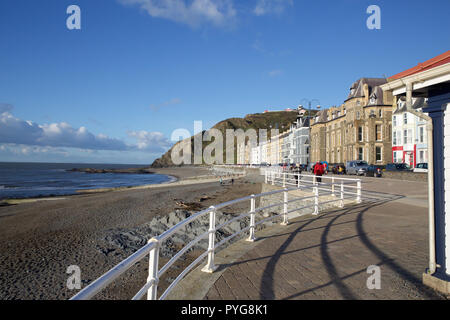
[370,94,377,105]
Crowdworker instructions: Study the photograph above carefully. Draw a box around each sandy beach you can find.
[0,166,262,300]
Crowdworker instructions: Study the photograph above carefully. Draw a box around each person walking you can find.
[314,161,324,183]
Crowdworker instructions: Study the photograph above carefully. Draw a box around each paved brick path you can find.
[204,182,446,300]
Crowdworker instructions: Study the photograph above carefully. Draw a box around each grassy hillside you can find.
[151,111,314,167]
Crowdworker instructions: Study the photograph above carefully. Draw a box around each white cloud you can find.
[128,130,171,152]
[0,111,171,153]
[119,0,236,27]
[0,111,129,151]
[253,0,293,16]
[0,144,70,157]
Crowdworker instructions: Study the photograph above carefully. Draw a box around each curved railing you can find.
[70,170,362,300]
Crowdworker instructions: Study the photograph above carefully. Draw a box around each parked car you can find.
[346,160,369,176]
[413,163,428,173]
[330,163,346,175]
[365,165,384,177]
[385,163,411,171]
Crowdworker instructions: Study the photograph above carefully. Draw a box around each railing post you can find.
[281,188,289,225]
[147,238,160,300]
[283,173,286,187]
[265,171,268,184]
[202,206,218,273]
[332,177,335,197]
[247,195,257,242]
[272,171,275,186]
[313,175,317,186]
[297,174,300,189]
[313,187,319,215]
[339,181,344,208]
[357,179,361,203]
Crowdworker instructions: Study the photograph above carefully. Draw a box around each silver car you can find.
[346,160,369,175]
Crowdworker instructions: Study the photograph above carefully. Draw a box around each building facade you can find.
[392,97,428,167]
[380,50,450,293]
[310,78,394,165]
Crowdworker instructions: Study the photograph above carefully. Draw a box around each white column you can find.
[313,187,319,215]
[147,238,160,300]
[202,206,218,273]
[281,188,289,225]
[247,195,257,242]
[332,177,335,197]
[357,180,361,203]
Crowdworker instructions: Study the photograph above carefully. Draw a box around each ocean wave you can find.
[167,175,178,183]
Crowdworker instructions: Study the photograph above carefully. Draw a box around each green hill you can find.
[151,110,315,167]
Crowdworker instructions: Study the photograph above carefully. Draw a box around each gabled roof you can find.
[389,50,450,80]
[394,97,427,114]
[346,78,387,101]
[313,110,328,124]
[367,86,386,106]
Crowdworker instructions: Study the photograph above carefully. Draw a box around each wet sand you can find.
[0,166,262,300]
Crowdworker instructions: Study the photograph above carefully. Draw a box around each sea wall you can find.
[382,171,428,182]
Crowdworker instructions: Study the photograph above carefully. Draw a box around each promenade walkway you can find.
[174,177,447,300]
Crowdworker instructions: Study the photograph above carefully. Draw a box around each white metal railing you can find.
[70,172,362,301]
[264,170,362,202]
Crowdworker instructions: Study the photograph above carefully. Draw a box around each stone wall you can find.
[382,171,428,182]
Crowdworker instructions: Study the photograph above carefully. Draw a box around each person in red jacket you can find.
[314,162,323,183]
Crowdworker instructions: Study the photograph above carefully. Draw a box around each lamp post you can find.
[299,99,321,164]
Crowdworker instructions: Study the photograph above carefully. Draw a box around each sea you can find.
[0,162,176,200]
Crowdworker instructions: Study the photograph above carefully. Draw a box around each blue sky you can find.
[0,0,449,164]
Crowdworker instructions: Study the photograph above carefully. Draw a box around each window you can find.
[419,127,424,143]
[403,129,408,144]
[376,147,382,162]
[393,131,397,145]
[419,151,424,163]
[393,116,397,127]
[376,125,382,141]
[393,151,397,163]
[356,111,360,120]
[358,147,363,160]
[408,129,412,144]
[403,113,408,124]
[358,127,363,142]
[379,109,382,118]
